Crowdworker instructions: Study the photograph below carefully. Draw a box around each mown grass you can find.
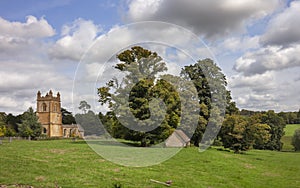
[0,139,299,188]
[281,124,300,151]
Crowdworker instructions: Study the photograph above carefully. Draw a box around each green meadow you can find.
[281,124,300,151]
[0,138,299,188]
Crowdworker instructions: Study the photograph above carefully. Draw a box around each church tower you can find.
[36,90,63,137]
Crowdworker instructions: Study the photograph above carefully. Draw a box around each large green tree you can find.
[181,59,228,146]
[98,46,180,146]
[18,107,42,139]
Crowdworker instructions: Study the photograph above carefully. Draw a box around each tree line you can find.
[240,109,300,124]
[96,46,294,152]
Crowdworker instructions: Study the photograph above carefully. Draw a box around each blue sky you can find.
[0,0,299,114]
[0,0,122,32]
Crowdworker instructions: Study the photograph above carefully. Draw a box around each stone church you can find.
[36,90,84,138]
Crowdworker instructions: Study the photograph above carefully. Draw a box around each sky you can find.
[0,0,299,115]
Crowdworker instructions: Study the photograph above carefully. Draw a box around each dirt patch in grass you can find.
[243,163,255,169]
[35,176,46,182]
[113,168,120,172]
[48,149,68,154]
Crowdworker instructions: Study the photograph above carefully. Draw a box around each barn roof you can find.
[174,129,190,143]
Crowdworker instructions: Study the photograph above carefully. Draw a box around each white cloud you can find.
[0,16,77,115]
[229,2,300,111]
[234,2,300,76]
[0,15,55,38]
[125,0,281,39]
[48,18,102,61]
[0,16,55,55]
[234,44,300,75]
[229,71,275,92]
[234,92,278,110]
[0,1,299,115]
[218,35,260,54]
[260,1,300,46]
[229,67,300,112]
[0,96,18,108]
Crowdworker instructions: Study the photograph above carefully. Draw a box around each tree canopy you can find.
[18,107,42,139]
[79,101,91,114]
[98,46,179,146]
[98,46,229,147]
[61,108,76,124]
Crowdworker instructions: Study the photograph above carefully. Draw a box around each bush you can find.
[292,128,300,151]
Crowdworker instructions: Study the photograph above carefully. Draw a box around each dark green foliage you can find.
[0,113,6,137]
[220,115,248,152]
[292,128,300,151]
[98,46,179,146]
[259,110,286,150]
[181,59,229,146]
[61,108,76,124]
[18,107,42,139]
[240,109,262,116]
[278,110,300,124]
[5,113,22,133]
[76,101,105,136]
[75,110,104,136]
[219,109,288,152]
[225,91,239,115]
[220,115,271,153]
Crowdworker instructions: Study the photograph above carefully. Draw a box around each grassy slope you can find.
[281,124,300,151]
[0,139,299,188]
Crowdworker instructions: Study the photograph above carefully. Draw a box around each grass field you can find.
[0,139,299,188]
[281,124,300,151]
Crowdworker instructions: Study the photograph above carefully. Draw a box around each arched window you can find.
[63,129,67,137]
[54,104,57,112]
[43,127,47,134]
[42,103,47,112]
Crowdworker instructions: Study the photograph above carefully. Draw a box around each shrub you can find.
[292,128,300,151]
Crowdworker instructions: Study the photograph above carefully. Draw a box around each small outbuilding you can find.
[165,129,190,147]
[62,124,84,138]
